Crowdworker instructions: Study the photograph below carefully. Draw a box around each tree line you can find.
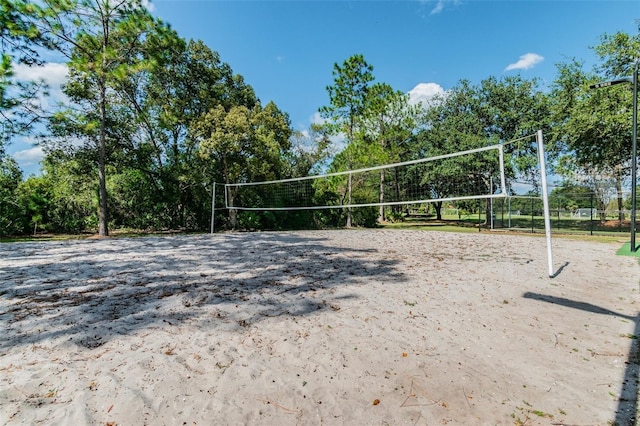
[1,1,639,236]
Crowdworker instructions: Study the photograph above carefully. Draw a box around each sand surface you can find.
[1,229,639,425]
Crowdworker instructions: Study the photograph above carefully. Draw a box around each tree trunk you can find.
[394,168,401,215]
[228,192,237,229]
[98,80,109,237]
[596,193,607,222]
[485,198,492,226]
[616,172,625,223]
[223,156,237,229]
[483,176,492,225]
[346,172,352,228]
[434,201,443,220]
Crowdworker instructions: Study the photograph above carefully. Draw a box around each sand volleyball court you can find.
[1,229,639,425]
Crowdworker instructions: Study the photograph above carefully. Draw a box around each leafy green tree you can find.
[39,151,97,232]
[550,35,638,222]
[479,75,550,143]
[624,186,640,210]
[480,75,551,190]
[410,80,489,220]
[121,38,257,229]
[357,83,422,221]
[320,54,374,227]
[2,1,297,234]
[321,145,379,227]
[0,154,24,236]
[15,174,52,234]
[0,0,51,149]
[37,0,172,236]
[320,54,374,140]
[286,124,333,178]
[593,30,640,78]
[43,21,279,233]
[549,182,594,211]
[193,101,292,229]
[411,75,548,221]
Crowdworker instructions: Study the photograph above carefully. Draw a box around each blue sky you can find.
[8,0,640,176]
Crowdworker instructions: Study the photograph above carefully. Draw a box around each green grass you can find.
[616,242,640,260]
[380,219,481,233]
[0,234,87,243]
[380,216,629,243]
[0,229,185,243]
[1,217,633,246]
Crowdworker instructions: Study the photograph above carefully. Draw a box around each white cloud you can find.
[408,82,445,107]
[12,62,69,109]
[141,0,155,12]
[8,64,68,175]
[13,146,45,166]
[129,0,154,12]
[13,62,68,87]
[298,128,311,138]
[431,0,445,14]
[309,111,346,151]
[427,0,460,15]
[505,53,544,71]
[310,111,325,126]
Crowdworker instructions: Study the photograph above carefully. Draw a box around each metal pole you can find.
[536,130,554,277]
[631,61,638,252]
[490,177,494,230]
[590,192,594,236]
[210,182,216,234]
[531,197,534,233]
[498,144,507,195]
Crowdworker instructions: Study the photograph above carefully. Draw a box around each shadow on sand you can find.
[1,232,405,352]
[523,292,639,425]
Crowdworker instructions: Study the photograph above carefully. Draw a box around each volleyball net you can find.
[212,130,554,276]
[225,144,507,212]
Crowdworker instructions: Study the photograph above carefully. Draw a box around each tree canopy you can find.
[1,3,638,235]
[550,28,640,220]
